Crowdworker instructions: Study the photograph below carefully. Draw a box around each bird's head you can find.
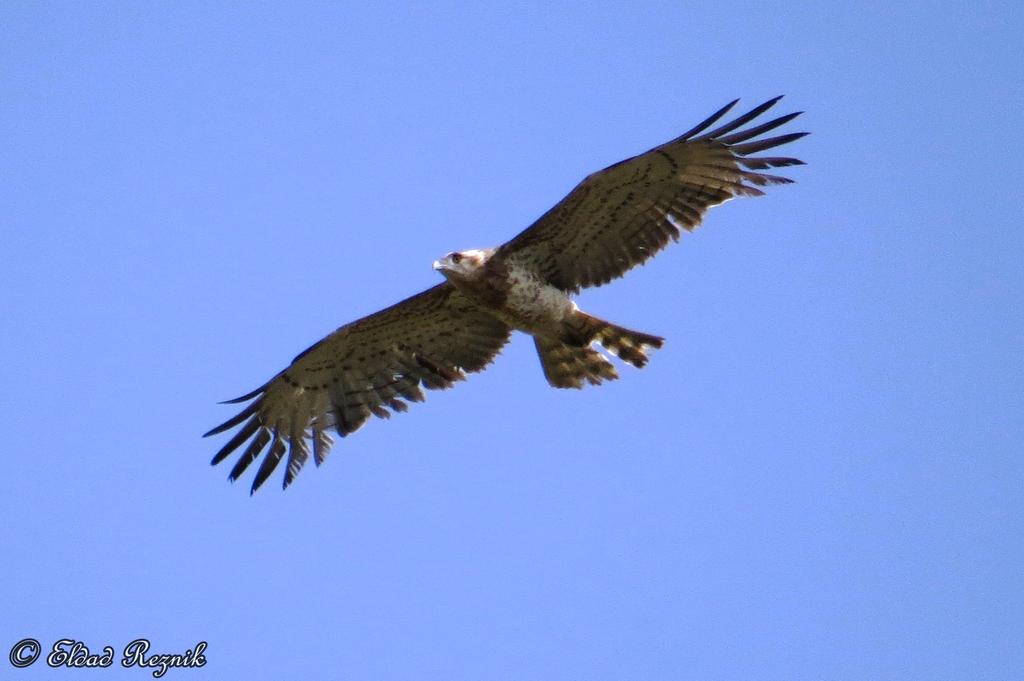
[433,249,490,280]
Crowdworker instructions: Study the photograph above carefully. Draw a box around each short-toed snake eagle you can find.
[206,97,807,492]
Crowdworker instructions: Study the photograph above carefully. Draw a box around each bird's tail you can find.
[535,313,664,389]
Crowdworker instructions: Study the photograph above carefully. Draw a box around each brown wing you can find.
[204,283,511,493]
[498,96,807,291]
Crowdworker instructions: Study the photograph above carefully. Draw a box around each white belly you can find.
[500,268,575,335]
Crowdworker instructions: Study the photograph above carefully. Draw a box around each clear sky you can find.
[2,2,1021,680]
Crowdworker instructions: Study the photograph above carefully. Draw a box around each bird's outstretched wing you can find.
[204,283,511,493]
[498,96,807,291]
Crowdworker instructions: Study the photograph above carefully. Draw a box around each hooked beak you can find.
[432,260,445,271]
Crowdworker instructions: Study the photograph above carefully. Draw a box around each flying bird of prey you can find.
[206,96,807,493]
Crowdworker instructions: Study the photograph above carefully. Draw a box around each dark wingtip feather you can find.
[697,96,786,141]
[228,428,270,482]
[204,399,261,438]
[250,435,286,493]
[282,437,310,489]
[736,156,806,170]
[731,131,809,156]
[717,111,803,146]
[219,383,267,405]
[678,98,740,140]
[210,415,261,465]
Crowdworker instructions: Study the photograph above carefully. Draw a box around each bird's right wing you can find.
[204,283,511,493]
[498,97,807,292]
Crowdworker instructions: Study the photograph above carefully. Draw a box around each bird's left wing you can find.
[204,283,511,493]
[498,96,807,292]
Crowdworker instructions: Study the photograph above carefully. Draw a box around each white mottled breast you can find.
[499,263,575,334]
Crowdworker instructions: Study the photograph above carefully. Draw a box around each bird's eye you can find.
[451,253,463,263]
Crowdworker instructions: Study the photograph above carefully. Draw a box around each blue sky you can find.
[2,2,1021,679]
